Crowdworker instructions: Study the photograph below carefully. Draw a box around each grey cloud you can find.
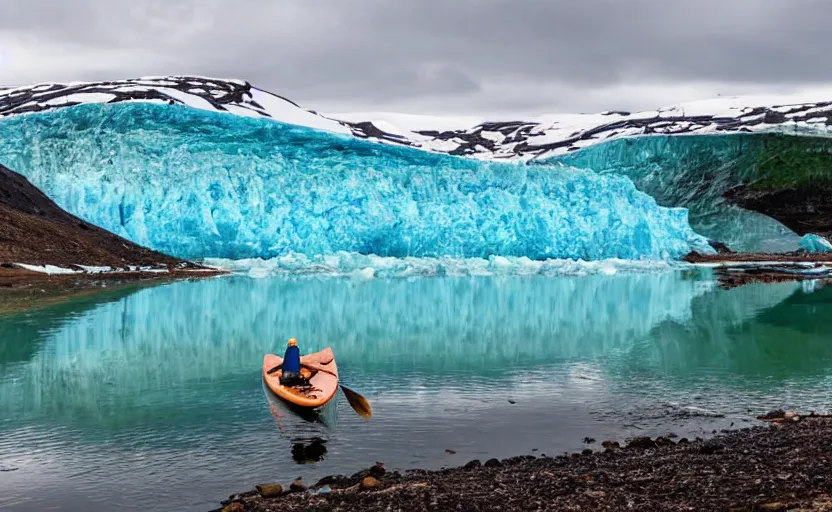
[1,0,831,115]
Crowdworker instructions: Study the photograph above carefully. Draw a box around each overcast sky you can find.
[1,0,831,116]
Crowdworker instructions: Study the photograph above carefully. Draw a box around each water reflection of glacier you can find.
[0,273,801,422]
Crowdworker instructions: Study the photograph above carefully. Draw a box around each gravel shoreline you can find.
[216,413,832,512]
[684,250,832,288]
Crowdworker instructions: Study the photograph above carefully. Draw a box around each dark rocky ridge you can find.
[412,105,832,159]
[726,186,832,237]
[0,163,204,270]
[0,77,286,120]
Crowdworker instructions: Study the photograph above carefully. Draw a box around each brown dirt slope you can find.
[0,163,196,269]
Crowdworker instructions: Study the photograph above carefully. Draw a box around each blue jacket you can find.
[283,345,301,374]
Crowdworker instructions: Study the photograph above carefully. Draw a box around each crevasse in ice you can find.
[0,103,714,260]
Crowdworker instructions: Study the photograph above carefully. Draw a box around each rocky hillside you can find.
[0,163,203,272]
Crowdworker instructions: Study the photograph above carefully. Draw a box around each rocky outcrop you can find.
[0,163,206,271]
[725,186,832,237]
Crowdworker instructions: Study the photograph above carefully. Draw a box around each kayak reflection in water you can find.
[291,437,328,464]
[266,338,310,387]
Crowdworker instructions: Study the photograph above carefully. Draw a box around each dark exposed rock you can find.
[699,441,725,455]
[222,490,258,505]
[503,455,536,465]
[725,186,832,237]
[347,121,415,147]
[483,458,502,468]
[368,462,386,478]
[708,240,734,254]
[601,440,620,450]
[463,460,481,470]
[0,77,281,120]
[314,475,349,488]
[289,479,306,493]
[625,436,658,450]
[350,462,387,482]
[759,409,788,420]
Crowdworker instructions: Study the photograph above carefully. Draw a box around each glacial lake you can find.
[2,270,832,511]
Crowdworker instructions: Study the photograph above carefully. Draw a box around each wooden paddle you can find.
[302,361,373,420]
[339,384,372,419]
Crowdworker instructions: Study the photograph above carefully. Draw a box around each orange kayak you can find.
[262,347,339,409]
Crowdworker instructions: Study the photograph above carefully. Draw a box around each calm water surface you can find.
[1,271,831,511]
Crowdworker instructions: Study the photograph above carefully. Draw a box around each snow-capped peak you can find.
[0,75,351,136]
[1,75,832,161]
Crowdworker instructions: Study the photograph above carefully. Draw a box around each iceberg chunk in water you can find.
[799,233,832,253]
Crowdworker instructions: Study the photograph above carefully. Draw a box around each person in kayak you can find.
[267,338,307,386]
[281,338,302,384]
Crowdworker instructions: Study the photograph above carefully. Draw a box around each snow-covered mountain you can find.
[2,75,832,161]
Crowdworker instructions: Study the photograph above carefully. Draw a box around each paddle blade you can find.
[340,384,372,419]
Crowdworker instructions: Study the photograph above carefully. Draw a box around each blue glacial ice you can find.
[541,134,803,253]
[0,103,714,261]
[203,253,685,279]
[799,234,832,253]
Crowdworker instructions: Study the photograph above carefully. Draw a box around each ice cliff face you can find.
[1,76,829,261]
[0,102,711,261]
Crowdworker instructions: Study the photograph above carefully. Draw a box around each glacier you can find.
[2,75,831,261]
[0,102,713,261]
[540,133,816,253]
